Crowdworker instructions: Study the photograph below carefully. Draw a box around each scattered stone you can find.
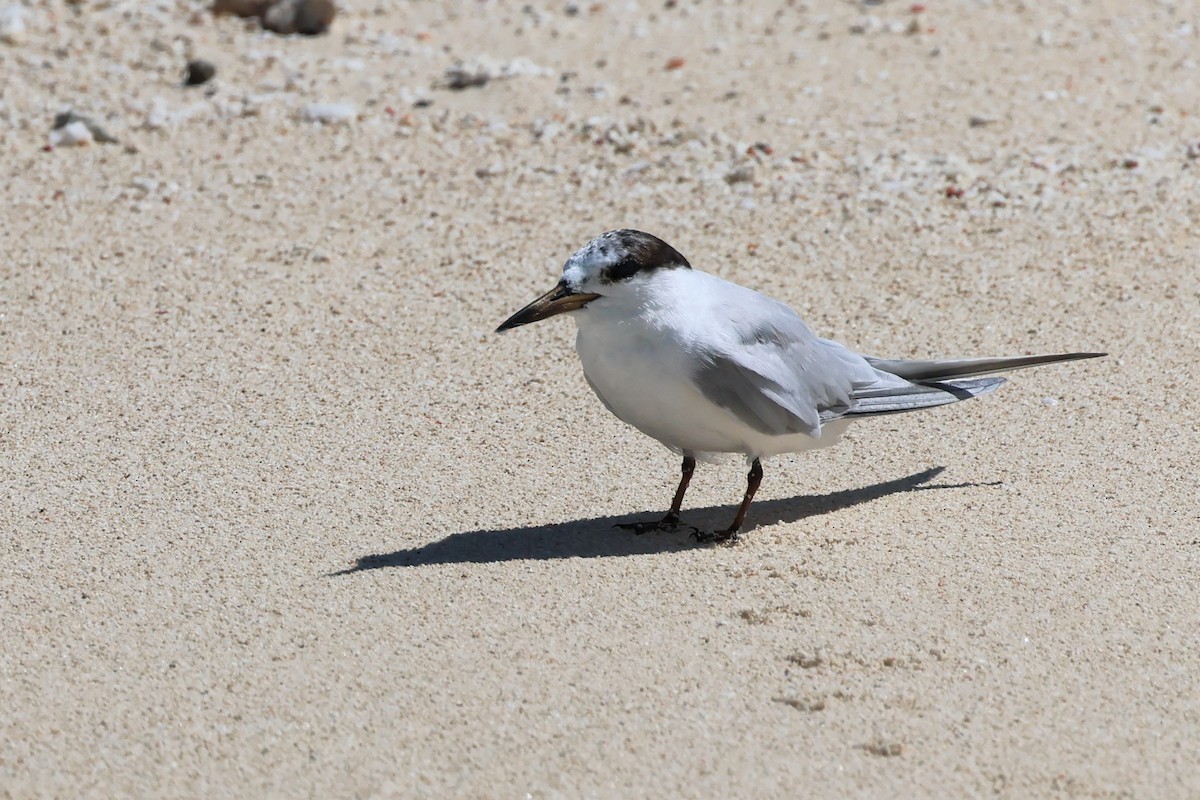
[50,121,94,148]
[531,118,562,141]
[300,102,356,124]
[968,115,994,128]
[774,696,827,712]
[143,100,170,131]
[52,111,119,144]
[724,163,755,184]
[444,64,490,90]
[212,0,333,36]
[475,163,507,179]
[130,177,159,194]
[262,0,335,35]
[184,59,216,87]
[849,15,883,35]
[0,4,26,45]
[440,58,550,90]
[211,0,272,18]
[786,651,823,669]
[859,740,905,757]
[665,56,685,70]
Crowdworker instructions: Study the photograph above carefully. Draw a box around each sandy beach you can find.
[2,0,1198,796]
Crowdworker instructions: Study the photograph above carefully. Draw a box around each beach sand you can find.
[2,0,1198,796]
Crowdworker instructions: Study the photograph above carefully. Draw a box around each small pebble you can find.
[860,741,905,758]
[211,0,271,17]
[0,4,25,45]
[52,111,118,144]
[724,164,755,184]
[184,59,216,87]
[212,0,332,35]
[444,65,491,90]
[850,15,883,35]
[300,102,356,124]
[49,121,94,148]
[442,58,548,91]
[262,0,335,35]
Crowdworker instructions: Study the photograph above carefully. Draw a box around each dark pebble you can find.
[184,60,217,87]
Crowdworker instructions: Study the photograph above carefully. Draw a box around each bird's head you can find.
[496,229,691,332]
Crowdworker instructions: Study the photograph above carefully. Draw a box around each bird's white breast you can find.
[572,270,848,460]
[576,306,741,456]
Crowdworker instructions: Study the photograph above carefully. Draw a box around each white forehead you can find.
[562,231,625,279]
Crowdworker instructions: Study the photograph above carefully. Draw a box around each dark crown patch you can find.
[598,230,692,284]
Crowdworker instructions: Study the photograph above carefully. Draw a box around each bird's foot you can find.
[691,527,741,545]
[616,513,696,536]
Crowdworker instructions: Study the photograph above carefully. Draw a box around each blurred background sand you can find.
[2,0,1198,796]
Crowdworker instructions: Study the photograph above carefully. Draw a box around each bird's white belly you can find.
[575,318,846,459]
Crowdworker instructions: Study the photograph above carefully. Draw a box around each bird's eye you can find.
[603,255,642,283]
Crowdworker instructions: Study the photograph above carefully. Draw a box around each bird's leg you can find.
[694,458,762,544]
[661,455,696,525]
[617,456,697,534]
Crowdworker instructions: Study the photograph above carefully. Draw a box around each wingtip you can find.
[1063,352,1108,363]
[1034,351,1107,362]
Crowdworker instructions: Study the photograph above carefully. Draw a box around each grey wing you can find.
[694,354,822,437]
[691,309,863,438]
[820,350,1106,420]
[818,376,1006,421]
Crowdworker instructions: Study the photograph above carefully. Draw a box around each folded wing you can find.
[692,307,1104,432]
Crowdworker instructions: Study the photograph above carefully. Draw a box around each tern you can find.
[497,230,1104,543]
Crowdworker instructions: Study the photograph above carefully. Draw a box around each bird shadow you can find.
[332,466,999,574]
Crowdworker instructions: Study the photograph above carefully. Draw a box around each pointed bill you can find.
[496,281,601,332]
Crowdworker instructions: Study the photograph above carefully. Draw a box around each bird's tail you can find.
[826,351,1105,421]
[863,352,1106,382]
